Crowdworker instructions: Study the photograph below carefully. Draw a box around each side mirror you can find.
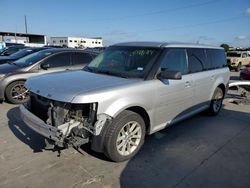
[41,63,50,70]
[157,69,182,80]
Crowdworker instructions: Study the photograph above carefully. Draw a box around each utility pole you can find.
[25,15,28,33]
[24,15,28,43]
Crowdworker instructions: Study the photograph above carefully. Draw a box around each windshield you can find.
[85,46,161,78]
[227,52,241,57]
[14,50,53,67]
[0,47,7,54]
[9,48,34,59]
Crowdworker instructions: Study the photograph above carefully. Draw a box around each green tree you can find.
[220,44,230,51]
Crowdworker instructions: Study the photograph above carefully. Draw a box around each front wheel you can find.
[104,110,146,162]
[5,81,30,104]
[235,63,241,72]
[206,87,224,115]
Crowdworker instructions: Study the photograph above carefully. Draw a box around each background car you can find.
[0,47,50,65]
[0,45,28,56]
[227,51,250,71]
[0,48,98,104]
[240,65,250,80]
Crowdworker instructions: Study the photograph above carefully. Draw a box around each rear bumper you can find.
[19,105,61,142]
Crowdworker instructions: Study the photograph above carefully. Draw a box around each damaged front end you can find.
[20,92,111,149]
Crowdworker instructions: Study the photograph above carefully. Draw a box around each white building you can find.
[50,37,103,48]
[0,31,46,47]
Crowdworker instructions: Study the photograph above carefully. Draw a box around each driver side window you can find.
[160,49,188,74]
[242,53,247,58]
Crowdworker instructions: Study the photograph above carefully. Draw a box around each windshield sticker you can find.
[137,67,143,71]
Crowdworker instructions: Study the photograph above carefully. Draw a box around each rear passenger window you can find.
[207,49,226,68]
[160,49,188,74]
[187,48,206,73]
[44,52,71,68]
[73,52,93,65]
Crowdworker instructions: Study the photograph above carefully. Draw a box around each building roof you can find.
[0,31,45,37]
[113,41,222,49]
[51,36,102,39]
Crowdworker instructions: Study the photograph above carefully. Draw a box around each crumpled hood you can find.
[26,70,141,103]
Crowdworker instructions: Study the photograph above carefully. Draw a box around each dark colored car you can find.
[240,66,250,80]
[0,48,98,104]
[0,47,50,65]
[0,46,28,56]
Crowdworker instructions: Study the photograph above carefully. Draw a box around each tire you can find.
[103,110,146,162]
[235,63,241,72]
[5,81,29,104]
[206,87,224,116]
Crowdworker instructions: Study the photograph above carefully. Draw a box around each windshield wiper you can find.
[96,69,128,78]
[83,66,95,72]
[8,62,18,66]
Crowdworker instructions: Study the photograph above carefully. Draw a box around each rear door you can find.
[187,48,213,107]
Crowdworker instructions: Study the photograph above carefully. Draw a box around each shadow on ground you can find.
[120,108,250,188]
[230,75,239,80]
[7,107,47,152]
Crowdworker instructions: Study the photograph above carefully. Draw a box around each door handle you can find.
[211,75,215,80]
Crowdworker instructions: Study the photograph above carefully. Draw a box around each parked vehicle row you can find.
[19,42,230,162]
[0,45,28,56]
[0,48,98,103]
[0,47,51,65]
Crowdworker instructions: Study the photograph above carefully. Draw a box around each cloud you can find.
[235,35,248,41]
[246,8,250,15]
[198,36,214,41]
[103,30,140,45]
[104,30,138,39]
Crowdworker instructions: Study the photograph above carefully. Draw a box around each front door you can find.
[153,48,194,132]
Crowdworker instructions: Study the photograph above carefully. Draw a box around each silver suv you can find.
[20,42,230,162]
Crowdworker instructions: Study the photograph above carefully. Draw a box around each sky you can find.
[0,0,250,47]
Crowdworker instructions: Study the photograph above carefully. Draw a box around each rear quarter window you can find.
[73,52,93,65]
[207,49,226,69]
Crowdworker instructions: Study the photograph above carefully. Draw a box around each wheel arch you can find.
[125,106,151,134]
[4,79,27,96]
[4,79,27,102]
[217,83,226,97]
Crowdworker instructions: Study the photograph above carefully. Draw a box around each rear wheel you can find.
[104,110,146,162]
[5,81,29,104]
[207,87,224,115]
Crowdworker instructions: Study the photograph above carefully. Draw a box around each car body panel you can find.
[240,67,250,80]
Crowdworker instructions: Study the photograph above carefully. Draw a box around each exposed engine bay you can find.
[24,92,111,148]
